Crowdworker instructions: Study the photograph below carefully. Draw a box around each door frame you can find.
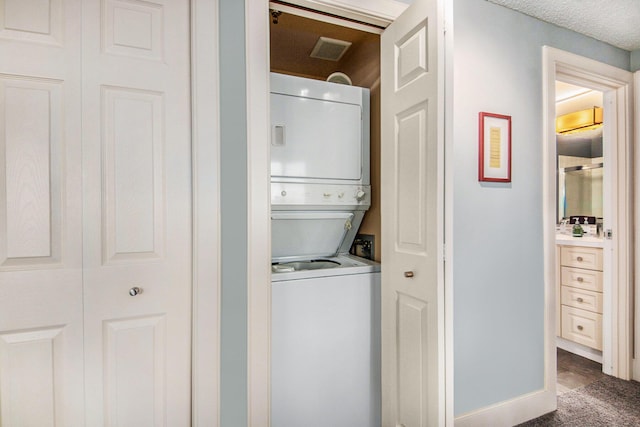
[542,46,633,384]
[191,0,221,425]
[636,70,640,382]
[244,0,452,425]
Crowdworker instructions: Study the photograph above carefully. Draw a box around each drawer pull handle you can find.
[404,271,414,278]
[577,325,584,331]
[577,297,584,303]
[577,256,584,262]
[577,277,584,282]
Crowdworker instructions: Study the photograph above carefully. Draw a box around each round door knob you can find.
[577,256,583,262]
[577,325,584,331]
[129,287,142,296]
[355,190,366,201]
[577,277,584,282]
[577,297,584,303]
[404,271,414,278]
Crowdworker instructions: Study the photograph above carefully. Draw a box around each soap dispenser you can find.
[583,217,590,236]
[572,218,584,237]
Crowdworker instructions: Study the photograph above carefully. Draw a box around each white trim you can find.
[269,2,384,34]
[443,0,455,424]
[191,0,221,425]
[454,390,556,427]
[246,0,272,425]
[277,0,408,27]
[557,337,603,363]
[635,70,640,382]
[542,46,633,393]
[614,81,634,380]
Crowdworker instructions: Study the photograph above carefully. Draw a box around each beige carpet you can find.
[517,375,640,426]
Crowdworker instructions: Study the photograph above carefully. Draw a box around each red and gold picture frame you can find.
[478,112,512,182]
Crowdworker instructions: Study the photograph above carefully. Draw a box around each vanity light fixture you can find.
[556,107,603,134]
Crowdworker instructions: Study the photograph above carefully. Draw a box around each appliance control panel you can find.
[271,183,371,208]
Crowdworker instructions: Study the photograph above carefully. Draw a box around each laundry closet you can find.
[268,5,383,426]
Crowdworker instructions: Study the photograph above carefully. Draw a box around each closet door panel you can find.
[0,1,84,426]
[82,0,192,425]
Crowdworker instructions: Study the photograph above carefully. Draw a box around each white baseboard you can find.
[454,389,556,427]
[556,337,603,364]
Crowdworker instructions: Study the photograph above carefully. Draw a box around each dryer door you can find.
[271,93,362,181]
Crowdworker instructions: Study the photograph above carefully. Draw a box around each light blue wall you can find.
[452,0,629,416]
[215,0,631,422]
[219,0,248,425]
[631,49,640,71]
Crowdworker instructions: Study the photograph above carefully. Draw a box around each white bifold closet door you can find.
[381,0,443,425]
[0,1,193,426]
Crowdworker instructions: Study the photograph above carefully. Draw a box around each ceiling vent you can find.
[310,37,352,61]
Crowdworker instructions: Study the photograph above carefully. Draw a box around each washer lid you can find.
[271,211,354,260]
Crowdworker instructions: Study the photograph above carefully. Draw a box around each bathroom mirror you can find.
[556,128,603,223]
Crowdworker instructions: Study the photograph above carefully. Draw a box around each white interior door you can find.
[0,1,84,425]
[81,0,193,425]
[381,0,443,425]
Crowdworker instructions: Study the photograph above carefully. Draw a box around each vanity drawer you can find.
[561,306,602,351]
[560,246,603,271]
[561,266,603,292]
[561,286,603,313]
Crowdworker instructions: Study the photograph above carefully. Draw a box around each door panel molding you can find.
[0,326,65,427]
[101,85,165,264]
[0,76,64,269]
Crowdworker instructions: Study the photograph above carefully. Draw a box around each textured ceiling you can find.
[487,0,640,51]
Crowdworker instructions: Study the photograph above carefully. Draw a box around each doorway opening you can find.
[268,6,384,426]
[554,81,607,392]
[249,1,448,424]
[543,47,634,401]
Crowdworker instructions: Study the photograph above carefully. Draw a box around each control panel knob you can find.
[355,190,366,201]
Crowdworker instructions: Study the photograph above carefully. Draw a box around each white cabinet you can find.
[559,246,603,350]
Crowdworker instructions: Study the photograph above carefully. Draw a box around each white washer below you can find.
[271,255,381,427]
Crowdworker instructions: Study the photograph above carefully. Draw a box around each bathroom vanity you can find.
[556,236,604,359]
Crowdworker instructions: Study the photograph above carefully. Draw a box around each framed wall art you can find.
[478,112,512,182]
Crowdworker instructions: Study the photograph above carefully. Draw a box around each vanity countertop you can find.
[556,234,604,248]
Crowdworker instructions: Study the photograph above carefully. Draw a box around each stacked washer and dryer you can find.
[270,72,381,427]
